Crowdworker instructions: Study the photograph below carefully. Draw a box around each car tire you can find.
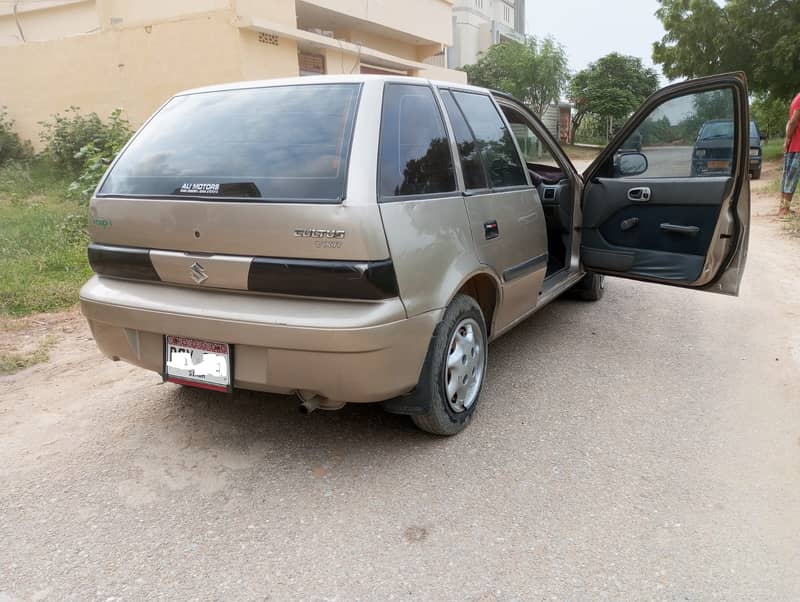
[751,169,761,180]
[411,294,488,436]
[574,271,605,301]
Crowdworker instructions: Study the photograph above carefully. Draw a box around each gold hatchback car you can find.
[81,73,751,435]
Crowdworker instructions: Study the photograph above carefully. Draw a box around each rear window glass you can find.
[99,84,361,202]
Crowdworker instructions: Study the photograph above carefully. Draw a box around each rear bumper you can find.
[80,276,441,403]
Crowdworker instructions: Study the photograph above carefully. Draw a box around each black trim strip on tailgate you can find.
[88,243,400,300]
[248,257,400,300]
[88,243,160,281]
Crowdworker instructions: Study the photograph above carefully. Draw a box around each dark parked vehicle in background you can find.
[692,119,764,179]
[620,130,643,153]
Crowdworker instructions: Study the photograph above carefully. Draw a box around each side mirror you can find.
[760,133,768,141]
[615,152,648,177]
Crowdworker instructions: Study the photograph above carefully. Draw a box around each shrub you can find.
[0,108,33,166]
[68,108,132,201]
[39,107,107,174]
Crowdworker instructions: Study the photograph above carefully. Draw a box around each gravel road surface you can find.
[1,174,798,601]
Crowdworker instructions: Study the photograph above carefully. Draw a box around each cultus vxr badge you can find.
[294,229,346,239]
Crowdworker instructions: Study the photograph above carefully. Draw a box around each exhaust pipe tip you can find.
[296,391,345,414]
[297,390,321,415]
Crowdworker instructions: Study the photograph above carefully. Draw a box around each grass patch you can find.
[0,334,58,375]
[762,140,784,162]
[0,159,92,316]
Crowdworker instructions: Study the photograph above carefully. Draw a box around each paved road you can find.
[1,183,799,600]
[640,145,694,178]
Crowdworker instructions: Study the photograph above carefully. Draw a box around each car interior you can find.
[500,105,574,278]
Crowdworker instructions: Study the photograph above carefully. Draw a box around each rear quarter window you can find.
[99,84,361,202]
[378,83,456,199]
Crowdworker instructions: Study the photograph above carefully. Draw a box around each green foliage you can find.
[653,0,800,99]
[752,94,789,140]
[464,36,569,116]
[762,139,783,162]
[568,53,659,143]
[0,159,91,316]
[39,107,107,174]
[573,114,608,145]
[0,107,33,166]
[68,108,132,201]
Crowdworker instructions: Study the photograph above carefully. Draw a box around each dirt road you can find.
[1,169,799,600]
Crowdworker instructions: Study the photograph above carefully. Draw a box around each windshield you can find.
[99,84,361,202]
[699,121,734,140]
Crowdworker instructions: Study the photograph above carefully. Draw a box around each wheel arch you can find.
[449,269,502,337]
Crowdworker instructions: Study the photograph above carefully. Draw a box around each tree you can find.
[752,93,789,139]
[464,36,569,117]
[567,53,660,144]
[653,0,800,99]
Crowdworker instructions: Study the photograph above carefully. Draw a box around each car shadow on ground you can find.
[144,292,591,457]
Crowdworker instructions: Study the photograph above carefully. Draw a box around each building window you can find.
[475,0,483,8]
[298,52,326,75]
[504,4,511,23]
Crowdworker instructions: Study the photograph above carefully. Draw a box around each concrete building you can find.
[0,0,466,146]
[448,0,525,69]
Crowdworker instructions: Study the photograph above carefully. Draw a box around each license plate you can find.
[164,335,231,392]
[708,160,730,170]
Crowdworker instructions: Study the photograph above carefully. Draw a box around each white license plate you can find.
[164,336,231,392]
[708,160,730,170]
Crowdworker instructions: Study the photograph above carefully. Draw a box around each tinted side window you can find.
[379,84,456,198]
[451,91,527,188]
[440,90,488,190]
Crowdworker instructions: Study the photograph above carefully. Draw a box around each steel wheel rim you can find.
[443,317,485,413]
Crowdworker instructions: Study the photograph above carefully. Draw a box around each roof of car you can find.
[175,74,490,97]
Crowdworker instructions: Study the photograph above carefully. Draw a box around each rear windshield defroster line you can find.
[98,83,362,203]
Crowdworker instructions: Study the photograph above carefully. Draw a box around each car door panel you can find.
[463,188,547,330]
[581,73,750,295]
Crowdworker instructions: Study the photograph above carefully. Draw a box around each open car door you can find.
[580,73,750,296]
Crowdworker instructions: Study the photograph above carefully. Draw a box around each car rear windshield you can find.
[98,84,361,202]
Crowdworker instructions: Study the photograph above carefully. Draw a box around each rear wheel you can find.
[411,294,488,436]
[751,169,761,180]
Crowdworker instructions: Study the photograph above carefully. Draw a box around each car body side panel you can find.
[379,195,484,320]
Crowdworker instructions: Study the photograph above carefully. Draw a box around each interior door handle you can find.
[660,223,700,236]
[484,220,499,240]
[627,187,652,202]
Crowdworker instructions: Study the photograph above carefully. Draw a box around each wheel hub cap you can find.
[444,318,485,413]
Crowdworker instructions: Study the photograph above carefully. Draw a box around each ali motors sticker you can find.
[180,183,220,194]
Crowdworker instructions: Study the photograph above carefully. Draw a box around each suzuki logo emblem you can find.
[189,262,208,284]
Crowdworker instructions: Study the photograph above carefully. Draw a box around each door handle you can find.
[660,223,700,236]
[484,220,499,240]
[627,187,652,202]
